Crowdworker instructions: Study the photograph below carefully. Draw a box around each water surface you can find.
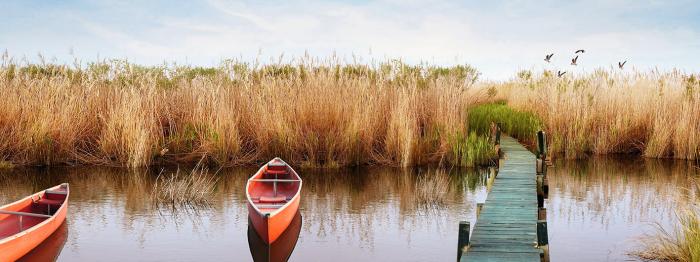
[0,158,697,261]
[1,167,488,261]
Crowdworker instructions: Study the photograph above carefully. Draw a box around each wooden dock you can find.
[459,135,546,262]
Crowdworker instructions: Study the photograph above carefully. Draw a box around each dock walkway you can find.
[462,135,542,261]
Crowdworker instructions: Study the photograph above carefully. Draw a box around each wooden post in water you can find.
[537,220,548,246]
[476,202,484,218]
[537,220,550,262]
[538,207,547,220]
[536,175,544,208]
[537,130,549,199]
[537,131,551,262]
[537,131,547,162]
[458,221,470,261]
[543,176,549,199]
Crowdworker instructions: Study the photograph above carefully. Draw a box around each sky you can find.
[0,0,698,80]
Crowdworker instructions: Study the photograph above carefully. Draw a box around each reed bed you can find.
[0,56,486,168]
[498,69,700,160]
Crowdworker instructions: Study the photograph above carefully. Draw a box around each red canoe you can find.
[247,158,302,244]
[0,183,69,262]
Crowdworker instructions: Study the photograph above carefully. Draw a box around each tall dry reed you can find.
[498,69,700,160]
[0,56,485,168]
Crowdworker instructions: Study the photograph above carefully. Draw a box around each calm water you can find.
[0,158,697,261]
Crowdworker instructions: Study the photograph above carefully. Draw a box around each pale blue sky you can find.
[0,0,698,79]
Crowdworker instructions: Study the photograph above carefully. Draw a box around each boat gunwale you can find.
[246,159,302,218]
[0,183,70,245]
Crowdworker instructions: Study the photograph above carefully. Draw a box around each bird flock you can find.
[544,49,627,77]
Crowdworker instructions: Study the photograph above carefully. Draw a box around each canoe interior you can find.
[248,159,301,214]
[0,185,68,240]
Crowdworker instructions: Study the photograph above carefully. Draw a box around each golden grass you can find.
[632,179,700,262]
[498,69,700,160]
[0,57,486,168]
[4,55,698,167]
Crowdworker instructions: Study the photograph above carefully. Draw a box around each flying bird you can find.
[544,53,554,63]
[557,71,566,77]
[575,49,585,54]
[571,56,578,66]
[618,60,627,69]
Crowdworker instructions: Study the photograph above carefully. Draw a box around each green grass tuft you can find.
[468,102,543,142]
[450,132,498,167]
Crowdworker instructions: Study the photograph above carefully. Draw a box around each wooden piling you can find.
[537,175,544,208]
[538,207,547,220]
[476,203,484,218]
[537,220,548,246]
[536,131,551,262]
[537,220,549,262]
[537,130,547,161]
[457,221,470,261]
[495,123,501,146]
[543,176,549,199]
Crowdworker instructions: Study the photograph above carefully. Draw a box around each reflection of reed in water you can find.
[633,178,700,261]
[1,166,488,255]
[414,169,451,207]
[0,167,235,244]
[297,167,486,250]
[548,157,699,227]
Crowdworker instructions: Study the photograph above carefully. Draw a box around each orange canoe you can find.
[247,158,302,244]
[0,184,69,262]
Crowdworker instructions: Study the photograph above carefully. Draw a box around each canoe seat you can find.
[37,199,63,206]
[45,190,67,195]
[265,169,288,175]
[258,196,287,203]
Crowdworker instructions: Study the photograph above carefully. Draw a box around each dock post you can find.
[543,176,549,199]
[537,220,548,246]
[495,123,501,146]
[476,202,484,218]
[494,123,502,168]
[537,220,550,262]
[537,175,544,208]
[537,130,549,199]
[538,207,547,220]
[537,131,547,162]
[458,221,470,261]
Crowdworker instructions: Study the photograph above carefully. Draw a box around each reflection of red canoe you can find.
[18,221,68,262]
[247,158,302,244]
[0,184,69,262]
[247,211,302,262]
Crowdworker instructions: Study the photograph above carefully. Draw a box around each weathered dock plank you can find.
[462,135,541,262]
